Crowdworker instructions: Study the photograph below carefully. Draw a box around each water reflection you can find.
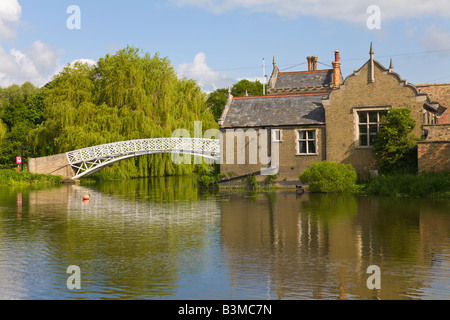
[0,178,449,300]
[220,192,450,300]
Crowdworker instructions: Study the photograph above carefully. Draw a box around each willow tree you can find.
[29,47,217,178]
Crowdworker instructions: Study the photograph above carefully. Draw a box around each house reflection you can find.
[219,191,450,299]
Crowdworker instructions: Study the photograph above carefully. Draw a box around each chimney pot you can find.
[334,50,340,63]
[332,51,341,89]
[311,56,318,71]
[307,56,312,71]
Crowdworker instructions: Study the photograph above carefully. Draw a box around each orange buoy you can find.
[82,194,90,201]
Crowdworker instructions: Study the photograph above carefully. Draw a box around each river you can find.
[0,176,449,300]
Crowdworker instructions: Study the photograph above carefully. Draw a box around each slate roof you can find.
[274,70,333,90]
[220,93,326,128]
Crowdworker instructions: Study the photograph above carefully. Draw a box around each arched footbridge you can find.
[28,138,220,180]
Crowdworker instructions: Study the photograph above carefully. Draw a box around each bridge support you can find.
[28,153,77,182]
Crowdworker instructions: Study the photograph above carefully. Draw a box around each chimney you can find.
[307,56,312,71]
[332,50,341,89]
[311,56,318,71]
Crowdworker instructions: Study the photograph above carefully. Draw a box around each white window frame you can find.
[296,129,318,155]
[271,129,282,142]
[354,107,390,148]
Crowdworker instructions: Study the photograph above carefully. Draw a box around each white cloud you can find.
[69,58,97,67]
[177,52,236,92]
[420,24,450,54]
[170,0,450,23]
[0,41,61,87]
[0,0,22,40]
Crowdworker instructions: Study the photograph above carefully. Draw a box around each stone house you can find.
[218,43,449,179]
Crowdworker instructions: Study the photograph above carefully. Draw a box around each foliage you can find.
[247,174,258,190]
[299,161,358,193]
[263,174,277,189]
[198,164,224,188]
[0,82,43,167]
[206,79,266,121]
[372,109,418,174]
[206,88,228,122]
[364,171,450,198]
[0,169,62,186]
[26,46,217,178]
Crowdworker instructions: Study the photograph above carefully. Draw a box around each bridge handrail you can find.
[66,137,220,165]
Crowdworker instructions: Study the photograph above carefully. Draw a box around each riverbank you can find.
[212,171,450,199]
[363,171,450,198]
[0,169,63,186]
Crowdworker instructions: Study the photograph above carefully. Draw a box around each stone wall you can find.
[423,124,450,140]
[28,153,76,180]
[418,142,450,173]
[438,109,450,125]
[418,124,450,173]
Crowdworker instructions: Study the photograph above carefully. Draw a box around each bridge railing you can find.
[66,137,220,165]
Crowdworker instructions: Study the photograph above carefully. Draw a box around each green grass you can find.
[0,169,63,186]
[364,171,450,198]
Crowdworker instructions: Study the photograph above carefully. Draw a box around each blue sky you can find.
[1,0,450,92]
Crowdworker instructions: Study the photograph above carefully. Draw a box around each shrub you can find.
[264,174,277,189]
[372,109,419,174]
[299,161,358,193]
[198,164,224,188]
[247,174,258,190]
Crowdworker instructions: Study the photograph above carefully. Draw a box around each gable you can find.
[322,59,427,107]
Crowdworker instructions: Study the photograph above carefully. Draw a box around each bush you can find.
[198,164,224,188]
[299,161,358,193]
[263,174,277,189]
[372,109,418,174]
[247,174,258,190]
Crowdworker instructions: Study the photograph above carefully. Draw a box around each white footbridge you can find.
[66,138,220,179]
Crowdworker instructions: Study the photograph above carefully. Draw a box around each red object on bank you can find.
[16,157,21,172]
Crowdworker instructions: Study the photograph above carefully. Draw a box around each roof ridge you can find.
[232,92,328,100]
[278,69,332,75]
[416,83,450,87]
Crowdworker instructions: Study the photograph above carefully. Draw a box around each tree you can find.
[206,88,228,122]
[231,79,265,97]
[372,108,418,174]
[0,82,42,167]
[206,79,266,122]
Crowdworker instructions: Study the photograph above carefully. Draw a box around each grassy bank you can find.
[0,169,63,186]
[363,171,450,198]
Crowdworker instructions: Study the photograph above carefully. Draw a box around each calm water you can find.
[0,176,449,300]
